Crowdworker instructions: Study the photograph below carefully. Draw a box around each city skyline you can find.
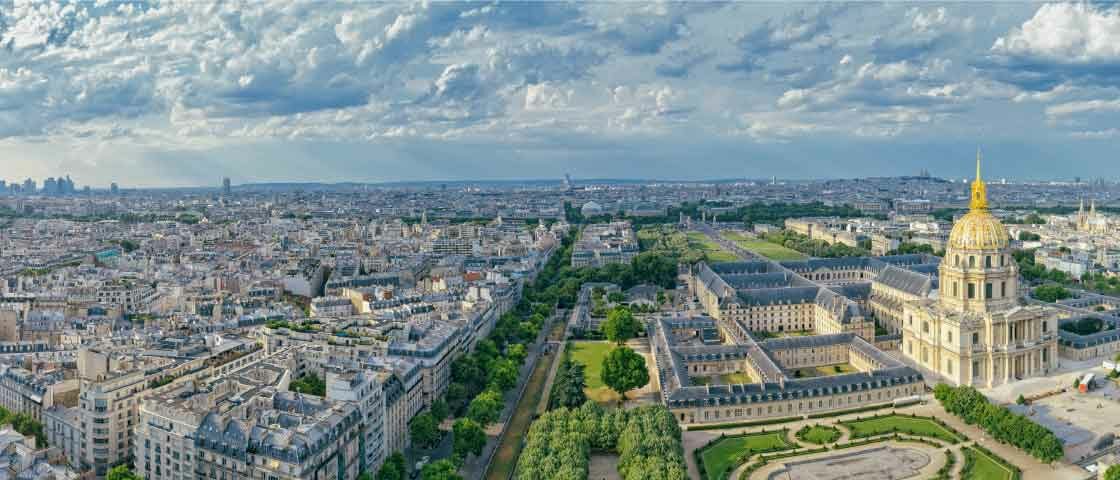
[1,2,1119,186]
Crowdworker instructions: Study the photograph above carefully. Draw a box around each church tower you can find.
[939,151,1018,314]
[900,152,1058,388]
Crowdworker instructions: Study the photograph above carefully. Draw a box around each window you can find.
[955,255,960,266]
[952,282,958,298]
[1000,255,1005,266]
[922,321,929,333]
[985,283,993,299]
[947,331,953,343]
[972,332,979,344]
[985,256,992,268]
[1001,282,1006,298]
[946,359,954,374]
[1042,321,1048,332]
[969,256,976,268]
[968,283,975,299]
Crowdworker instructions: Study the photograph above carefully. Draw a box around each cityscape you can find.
[4,2,1120,480]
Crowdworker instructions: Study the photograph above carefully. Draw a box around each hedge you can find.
[805,402,896,419]
[687,416,802,431]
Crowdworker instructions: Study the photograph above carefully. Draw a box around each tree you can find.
[467,389,503,425]
[489,358,519,392]
[410,412,441,449]
[420,459,463,480]
[376,452,407,480]
[106,465,142,480]
[607,291,626,303]
[601,306,641,345]
[506,343,528,365]
[549,357,588,410]
[1105,464,1120,480]
[601,347,649,402]
[1032,285,1072,303]
[452,418,487,459]
[430,399,450,421]
[290,373,326,396]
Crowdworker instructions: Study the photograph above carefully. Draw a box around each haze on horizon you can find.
[1,1,1118,187]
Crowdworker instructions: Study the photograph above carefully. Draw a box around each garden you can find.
[795,425,841,445]
[962,446,1016,480]
[840,414,962,444]
[569,340,621,404]
[697,430,795,480]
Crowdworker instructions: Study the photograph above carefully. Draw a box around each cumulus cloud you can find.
[982,3,1120,90]
[1,0,1119,183]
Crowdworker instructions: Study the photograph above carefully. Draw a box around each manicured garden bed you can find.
[962,446,1015,480]
[796,424,841,445]
[841,414,961,444]
[697,430,795,480]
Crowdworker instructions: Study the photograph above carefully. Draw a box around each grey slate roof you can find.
[874,265,936,297]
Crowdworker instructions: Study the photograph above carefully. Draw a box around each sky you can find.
[1,1,1119,187]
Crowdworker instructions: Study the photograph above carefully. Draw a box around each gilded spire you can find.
[969,149,988,211]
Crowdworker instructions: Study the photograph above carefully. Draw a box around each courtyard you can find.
[568,340,621,404]
[765,445,934,480]
[790,362,859,378]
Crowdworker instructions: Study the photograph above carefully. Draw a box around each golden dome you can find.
[946,150,1009,251]
[948,210,1009,251]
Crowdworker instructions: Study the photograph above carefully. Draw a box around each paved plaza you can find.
[762,445,934,480]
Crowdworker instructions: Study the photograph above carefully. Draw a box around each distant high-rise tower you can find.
[110,183,119,195]
[222,177,231,196]
[562,173,573,191]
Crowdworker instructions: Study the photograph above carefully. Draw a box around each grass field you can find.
[484,349,555,480]
[732,239,806,260]
[699,431,794,480]
[841,415,961,444]
[568,341,621,404]
[686,231,740,263]
[797,425,841,445]
[962,447,1014,480]
[792,363,859,378]
[719,372,755,384]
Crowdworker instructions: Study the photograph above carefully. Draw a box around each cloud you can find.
[869,7,974,62]
[590,3,706,55]
[654,47,712,78]
[981,3,1120,90]
[718,4,849,73]
[3,1,1120,185]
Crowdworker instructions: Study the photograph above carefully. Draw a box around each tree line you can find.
[933,384,1063,463]
[514,403,687,480]
[564,200,874,228]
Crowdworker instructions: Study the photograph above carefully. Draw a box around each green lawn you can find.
[963,447,1014,480]
[691,376,711,385]
[699,431,794,480]
[719,372,755,384]
[792,363,859,378]
[730,238,806,260]
[841,415,961,444]
[721,231,752,242]
[568,341,621,404]
[686,231,740,263]
[797,425,841,445]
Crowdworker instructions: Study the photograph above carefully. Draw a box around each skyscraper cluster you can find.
[0,176,83,195]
